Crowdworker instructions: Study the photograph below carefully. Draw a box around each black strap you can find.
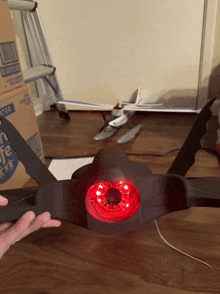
[187,177,220,207]
[0,115,57,186]
[167,97,216,176]
[0,186,38,204]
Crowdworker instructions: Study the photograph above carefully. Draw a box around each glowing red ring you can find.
[85,180,140,223]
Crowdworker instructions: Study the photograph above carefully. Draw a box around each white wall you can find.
[36,0,205,109]
[13,0,220,110]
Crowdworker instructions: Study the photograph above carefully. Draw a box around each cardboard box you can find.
[0,84,44,190]
[0,0,25,95]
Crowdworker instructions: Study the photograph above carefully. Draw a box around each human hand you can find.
[0,195,61,259]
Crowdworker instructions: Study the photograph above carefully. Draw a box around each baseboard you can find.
[34,102,44,116]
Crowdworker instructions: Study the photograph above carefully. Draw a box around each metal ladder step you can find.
[8,0,36,11]
[23,65,55,83]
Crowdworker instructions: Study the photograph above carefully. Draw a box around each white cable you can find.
[154,219,219,271]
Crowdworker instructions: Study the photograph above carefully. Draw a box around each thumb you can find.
[0,195,8,206]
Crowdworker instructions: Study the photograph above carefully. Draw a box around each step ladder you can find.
[8,0,70,120]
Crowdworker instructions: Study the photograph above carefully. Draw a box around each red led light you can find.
[85,180,140,223]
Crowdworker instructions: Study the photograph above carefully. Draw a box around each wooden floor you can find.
[1,110,220,294]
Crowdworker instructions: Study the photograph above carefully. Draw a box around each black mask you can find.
[0,97,219,235]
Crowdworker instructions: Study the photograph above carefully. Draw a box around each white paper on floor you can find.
[48,157,94,180]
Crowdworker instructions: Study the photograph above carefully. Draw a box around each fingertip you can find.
[40,211,51,223]
[45,212,51,222]
[29,211,36,220]
[42,220,62,228]
[0,195,8,206]
[46,211,51,218]
[24,211,35,221]
[56,221,62,227]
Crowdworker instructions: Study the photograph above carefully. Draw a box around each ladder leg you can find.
[10,1,70,120]
[29,8,70,119]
